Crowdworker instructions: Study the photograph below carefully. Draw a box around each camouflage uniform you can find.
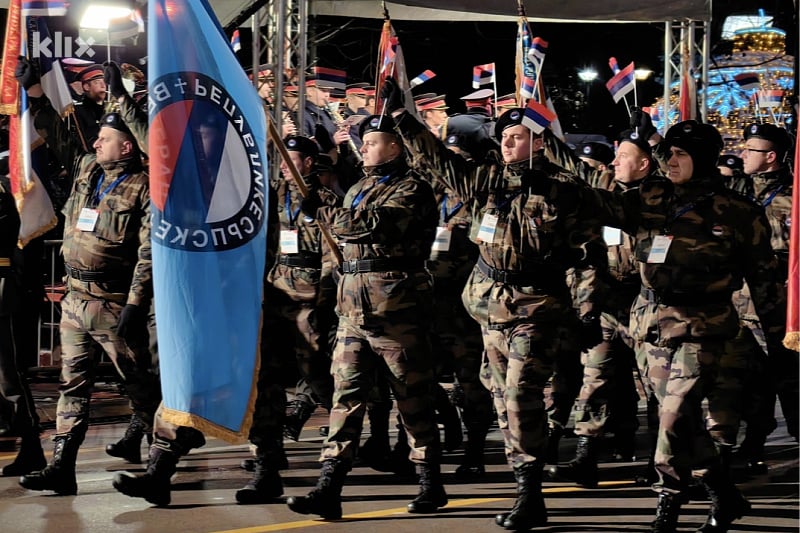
[314,156,441,464]
[30,94,161,440]
[267,175,340,424]
[394,112,604,470]
[544,136,641,441]
[578,163,787,492]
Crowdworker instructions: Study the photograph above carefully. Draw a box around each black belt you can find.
[340,258,425,274]
[65,265,120,282]
[640,287,732,306]
[476,257,563,288]
[277,254,321,268]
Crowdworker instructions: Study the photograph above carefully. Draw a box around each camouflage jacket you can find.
[315,157,438,324]
[267,174,341,306]
[31,94,152,307]
[394,111,607,329]
[578,173,786,342]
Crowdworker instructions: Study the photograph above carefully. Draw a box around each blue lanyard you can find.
[351,173,394,210]
[285,189,301,226]
[761,185,785,207]
[667,192,714,226]
[93,173,128,205]
[441,194,464,223]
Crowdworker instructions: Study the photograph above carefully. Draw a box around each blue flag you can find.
[148,0,268,442]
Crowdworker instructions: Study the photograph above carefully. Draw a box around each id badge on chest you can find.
[280,229,299,254]
[76,207,99,232]
[603,226,622,246]
[647,234,673,263]
[432,226,452,252]
[477,213,498,243]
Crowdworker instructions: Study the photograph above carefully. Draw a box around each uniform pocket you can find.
[94,197,137,243]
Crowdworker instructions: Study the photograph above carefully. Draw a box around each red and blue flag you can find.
[409,69,435,88]
[605,61,635,103]
[734,72,760,90]
[472,62,495,89]
[21,0,66,16]
[521,98,555,134]
[527,37,548,73]
[148,0,268,442]
[230,29,241,53]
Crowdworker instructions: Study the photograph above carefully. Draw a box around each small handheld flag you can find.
[733,72,760,90]
[21,0,67,16]
[756,89,783,108]
[521,98,555,134]
[527,37,548,72]
[608,57,620,74]
[605,61,635,103]
[520,76,536,100]
[472,63,495,89]
[230,29,241,53]
[410,69,435,88]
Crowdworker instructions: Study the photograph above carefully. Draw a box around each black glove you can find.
[117,304,145,342]
[300,194,323,220]
[629,106,657,141]
[380,77,405,114]
[314,124,335,153]
[578,313,603,351]
[103,61,126,99]
[14,56,39,90]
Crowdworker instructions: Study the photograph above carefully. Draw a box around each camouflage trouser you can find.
[481,320,576,469]
[321,315,440,464]
[572,311,640,437]
[273,298,334,412]
[431,282,493,433]
[548,342,583,430]
[706,326,766,446]
[58,292,161,437]
[638,338,722,492]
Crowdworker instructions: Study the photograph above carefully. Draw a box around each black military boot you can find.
[495,461,547,530]
[434,384,463,452]
[112,446,179,506]
[407,462,448,513]
[455,425,488,478]
[697,467,751,532]
[547,435,598,488]
[1,429,46,477]
[19,433,83,495]
[735,432,768,476]
[283,398,316,441]
[358,401,392,471]
[106,413,146,464]
[651,491,682,532]
[235,447,283,504]
[286,458,350,519]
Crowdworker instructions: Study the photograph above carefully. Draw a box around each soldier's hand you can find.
[117,304,145,343]
[380,77,405,114]
[103,61,126,99]
[578,313,603,351]
[629,106,657,141]
[14,56,39,90]
[300,194,323,220]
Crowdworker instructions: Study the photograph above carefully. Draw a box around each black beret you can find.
[359,114,398,138]
[618,128,653,155]
[100,112,133,137]
[718,154,744,172]
[284,135,319,157]
[665,120,724,153]
[494,107,525,142]
[743,123,792,155]
[576,141,615,166]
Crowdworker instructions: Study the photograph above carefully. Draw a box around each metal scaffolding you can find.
[661,20,710,130]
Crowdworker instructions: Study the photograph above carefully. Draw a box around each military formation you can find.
[0,42,796,533]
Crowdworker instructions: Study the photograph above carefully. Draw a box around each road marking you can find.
[211,482,635,533]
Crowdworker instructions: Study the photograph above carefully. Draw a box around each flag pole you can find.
[493,71,498,118]
[266,113,343,266]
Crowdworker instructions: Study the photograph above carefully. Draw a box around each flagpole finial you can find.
[382,0,389,20]
[516,0,526,17]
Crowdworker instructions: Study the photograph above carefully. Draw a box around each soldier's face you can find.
[612,142,650,183]
[360,132,401,167]
[500,125,540,164]
[280,152,313,178]
[742,139,776,174]
[94,127,132,164]
[666,146,694,185]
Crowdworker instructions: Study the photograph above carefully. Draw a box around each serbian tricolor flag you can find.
[409,69,435,88]
[472,62,495,89]
[149,0,268,442]
[527,37,548,74]
[373,18,416,117]
[734,72,760,90]
[785,133,800,351]
[757,89,783,108]
[605,61,635,103]
[21,0,67,16]
[521,98,555,134]
[520,76,536,100]
[230,29,241,52]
